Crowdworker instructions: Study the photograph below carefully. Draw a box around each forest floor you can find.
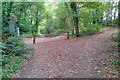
[14,27,118,78]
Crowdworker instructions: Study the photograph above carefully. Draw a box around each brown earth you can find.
[15,27,118,78]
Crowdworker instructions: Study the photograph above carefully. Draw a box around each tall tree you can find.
[33,4,39,44]
[70,2,79,37]
[32,2,45,44]
[118,1,120,25]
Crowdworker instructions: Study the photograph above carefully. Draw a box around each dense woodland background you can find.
[1,1,120,78]
[2,2,119,38]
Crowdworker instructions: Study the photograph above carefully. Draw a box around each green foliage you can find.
[21,33,33,38]
[0,42,6,50]
[19,20,32,33]
[111,59,120,72]
[113,32,120,47]
[111,20,118,27]
[116,32,120,41]
[6,37,23,46]
[1,55,10,66]
[4,37,30,56]
[111,31,120,72]
[2,2,45,37]
[1,37,31,78]
[39,27,45,34]
[52,29,66,37]
[79,23,102,36]
[2,56,23,78]
[114,32,120,47]
[111,60,120,65]
[2,2,117,38]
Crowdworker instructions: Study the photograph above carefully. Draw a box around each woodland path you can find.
[17,27,118,78]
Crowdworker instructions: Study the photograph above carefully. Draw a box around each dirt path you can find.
[17,27,118,78]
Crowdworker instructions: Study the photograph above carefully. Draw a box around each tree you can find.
[70,2,79,37]
[30,2,45,44]
[118,1,120,25]
[2,2,13,27]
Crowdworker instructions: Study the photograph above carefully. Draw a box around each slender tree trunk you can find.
[114,8,117,20]
[110,6,113,25]
[33,6,39,44]
[29,3,36,44]
[72,28,74,35]
[71,18,74,35]
[74,16,79,37]
[105,12,109,26]
[33,33,35,44]
[67,31,69,39]
[118,1,120,25]
[63,17,69,39]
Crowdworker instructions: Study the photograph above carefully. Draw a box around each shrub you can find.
[53,29,65,36]
[79,23,102,36]
[111,20,118,27]
[116,32,120,42]
[92,23,102,31]
[111,32,120,72]
[111,60,120,65]
[112,32,120,47]
[3,37,30,56]
[1,37,31,78]
[21,33,33,38]
[2,56,22,78]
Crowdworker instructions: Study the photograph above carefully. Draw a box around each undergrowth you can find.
[111,31,120,72]
[1,37,31,78]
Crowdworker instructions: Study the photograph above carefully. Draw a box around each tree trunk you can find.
[105,12,109,26]
[74,16,79,37]
[110,6,113,25]
[118,1,120,25]
[70,2,79,37]
[114,8,117,20]
[67,31,69,39]
[33,6,39,44]
[33,33,35,44]
[72,28,74,35]
[63,17,69,39]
